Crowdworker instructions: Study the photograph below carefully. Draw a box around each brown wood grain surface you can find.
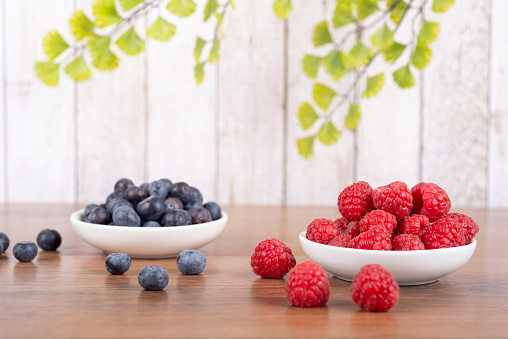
[0,204,507,339]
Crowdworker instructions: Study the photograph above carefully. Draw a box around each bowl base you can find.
[333,275,438,286]
[104,251,177,259]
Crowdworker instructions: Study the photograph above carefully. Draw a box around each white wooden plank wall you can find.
[0,0,505,207]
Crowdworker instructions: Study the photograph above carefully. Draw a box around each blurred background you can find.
[0,0,505,207]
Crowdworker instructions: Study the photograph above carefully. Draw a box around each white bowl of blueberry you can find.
[70,178,227,258]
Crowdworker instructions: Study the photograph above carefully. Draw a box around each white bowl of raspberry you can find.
[299,231,476,286]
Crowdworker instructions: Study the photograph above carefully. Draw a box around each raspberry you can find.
[392,234,425,251]
[411,182,451,222]
[337,181,374,221]
[328,233,352,247]
[251,238,296,279]
[421,216,466,249]
[447,213,479,244]
[372,181,413,221]
[398,214,429,236]
[359,210,397,233]
[345,220,361,237]
[334,217,349,234]
[350,264,399,312]
[306,218,338,244]
[285,261,330,307]
[347,227,392,250]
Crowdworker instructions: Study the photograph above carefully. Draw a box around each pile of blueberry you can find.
[83,178,222,227]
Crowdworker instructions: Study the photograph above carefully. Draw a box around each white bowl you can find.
[299,231,476,286]
[70,209,228,258]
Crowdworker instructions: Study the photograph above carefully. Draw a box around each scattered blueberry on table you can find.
[138,265,169,291]
[177,249,206,275]
[13,241,38,262]
[0,242,3,255]
[0,232,9,252]
[105,253,131,275]
[36,229,62,251]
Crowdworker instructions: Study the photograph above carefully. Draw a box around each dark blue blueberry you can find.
[136,196,166,221]
[169,182,193,203]
[106,190,123,205]
[184,199,202,210]
[138,265,169,291]
[112,206,141,226]
[124,186,149,206]
[13,241,38,262]
[85,207,111,225]
[165,197,184,210]
[140,182,149,191]
[148,180,169,199]
[161,209,192,226]
[0,232,10,252]
[203,202,221,221]
[105,252,131,275]
[0,242,3,255]
[114,178,134,194]
[189,187,203,203]
[177,249,206,275]
[83,204,98,219]
[106,198,134,215]
[142,221,161,227]
[36,229,62,251]
[188,207,212,224]
[160,178,173,191]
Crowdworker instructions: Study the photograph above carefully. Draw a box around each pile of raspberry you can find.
[307,181,479,250]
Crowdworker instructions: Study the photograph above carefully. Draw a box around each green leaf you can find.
[357,0,378,21]
[204,0,219,22]
[147,17,176,42]
[432,0,454,13]
[302,55,321,78]
[229,0,236,9]
[93,0,122,28]
[69,10,95,40]
[194,62,205,84]
[336,0,357,11]
[333,6,355,28]
[370,24,394,50]
[119,0,144,11]
[194,37,206,62]
[417,21,439,46]
[412,44,432,69]
[347,42,373,67]
[88,35,119,72]
[209,39,220,63]
[167,0,197,17]
[317,122,341,145]
[313,83,336,111]
[297,136,314,159]
[382,42,406,63]
[116,27,145,55]
[298,103,319,130]
[312,21,333,47]
[64,57,92,82]
[393,65,415,88]
[35,62,59,86]
[388,0,408,24]
[42,30,69,60]
[273,0,293,20]
[323,51,349,81]
[363,73,384,98]
[345,104,361,130]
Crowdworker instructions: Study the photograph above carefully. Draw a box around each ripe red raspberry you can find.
[359,210,397,233]
[447,213,479,244]
[398,214,429,236]
[306,218,338,244]
[411,182,451,222]
[392,234,425,251]
[334,217,349,234]
[372,181,413,221]
[337,181,374,221]
[347,227,392,250]
[328,233,352,248]
[285,261,330,307]
[421,216,466,249]
[251,238,296,279]
[351,264,399,312]
[345,220,361,237]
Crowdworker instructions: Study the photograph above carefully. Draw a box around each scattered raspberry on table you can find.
[350,264,399,312]
[285,261,330,308]
[251,238,296,279]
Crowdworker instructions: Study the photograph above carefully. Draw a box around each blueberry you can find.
[105,252,131,275]
[138,265,169,291]
[143,221,161,227]
[165,197,184,210]
[0,232,10,252]
[85,207,111,225]
[83,204,98,219]
[160,178,173,192]
[177,249,206,275]
[0,242,3,255]
[140,183,149,191]
[106,198,134,215]
[136,196,166,221]
[161,209,192,226]
[184,199,202,210]
[124,186,149,206]
[188,207,212,224]
[36,229,62,251]
[203,202,221,221]
[148,180,169,199]
[114,178,134,194]
[13,241,38,262]
[112,206,141,226]
[189,187,203,203]
[106,190,123,205]
[169,182,193,203]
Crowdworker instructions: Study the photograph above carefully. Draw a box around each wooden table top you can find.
[0,204,507,339]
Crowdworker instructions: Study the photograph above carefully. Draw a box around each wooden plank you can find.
[217,1,285,205]
[286,0,355,206]
[5,0,75,202]
[0,1,5,202]
[422,0,490,207]
[146,4,216,202]
[489,0,508,208]
[77,0,145,204]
